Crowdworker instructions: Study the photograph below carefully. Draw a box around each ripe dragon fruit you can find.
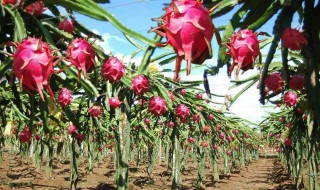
[2,0,24,6]
[283,91,298,107]
[58,19,74,34]
[284,138,293,146]
[88,105,102,118]
[101,57,125,83]
[201,141,209,148]
[132,75,150,95]
[196,93,203,100]
[68,125,77,135]
[188,137,195,143]
[203,125,210,133]
[152,0,214,81]
[208,113,214,121]
[228,29,260,75]
[192,114,201,122]
[213,144,219,150]
[19,128,32,143]
[58,88,72,107]
[264,73,284,91]
[168,121,174,128]
[25,1,45,17]
[180,89,186,96]
[68,38,95,80]
[144,118,150,125]
[13,37,56,101]
[76,133,85,142]
[175,104,190,120]
[281,28,307,50]
[289,74,305,91]
[148,96,167,116]
[109,97,121,109]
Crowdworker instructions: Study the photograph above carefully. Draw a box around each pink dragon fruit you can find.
[19,128,32,143]
[228,29,260,75]
[76,133,85,142]
[35,134,41,141]
[168,121,174,128]
[144,118,150,125]
[152,0,214,81]
[276,133,281,139]
[88,105,102,118]
[213,144,219,150]
[175,104,190,120]
[234,146,239,151]
[192,114,201,122]
[25,1,45,17]
[279,117,284,122]
[68,125,77,135]
[283,91,298,107]
[58,19,74,34]
[180,89,186,96]
[289,74,305,91]
[13,37,55,101]
[109,97,121,109]
[284,138,292,146]
[201,141,209,148]
[2,0,24,5]
[58,88,72,107]
[196,93,203,100]
[203,125,210,133]
[281,28,307,50]
[132,75,150,95]
[286,123,293,128]
[101,57,125,83]
[226,150,232,156]
[219,132,225,139]
[264,73,284,91]
[169,91,175,101]
[148,96,167,116]
[68,38,95,80]
[244,133,249,138]
[188,137,195,143]
[208,113,214,121]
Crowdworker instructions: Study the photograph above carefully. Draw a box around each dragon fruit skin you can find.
[68,38,95,80]
[264,73,285,92]
[101,57,125,83]
[289,74,305,91]
[67,125,77,135]
[283,91,298,107]
[175,104,190,120]
[58,88,72,107]
[109,97,121,109]
[153,0,214,81]
[58,19,74,34]
[148,96,167,116]
[2,0,24,5]
[25,1,45,17]
[282,28,307,50]
[228,29,260,75]
[88,105,102,118]
[132,75,150,95]
[284,138,293,146]
[13,37,55,100]
[19,128,32,143]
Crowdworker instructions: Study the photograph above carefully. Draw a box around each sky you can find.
[70,0,291,124]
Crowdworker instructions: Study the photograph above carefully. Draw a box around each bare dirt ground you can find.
[0,152,294,190]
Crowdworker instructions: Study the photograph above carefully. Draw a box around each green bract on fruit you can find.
[152,0,214,81]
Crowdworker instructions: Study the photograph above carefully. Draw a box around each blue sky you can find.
[70,0,300,124]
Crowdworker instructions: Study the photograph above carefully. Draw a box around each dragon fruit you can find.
[152,0,214,81]
[203,125,210,133]
[175,104,190,120]
[13,37,55,100]
[180,89,186,96]
[208,113,214,121]
[68,38,95,80]
[132,75,150,95]
[58,19,74,34]
[148,96,167,116]
[144,118,150,125]
[192,114,201,122]
[88,105,102,118]
[68,125,77,135]
[289,74,305,90]
[101,57,125,83]
[264,73,284,91]
[201,141,209,148]
[188,137,195,143]
[284,138,292,146]
[213,144,219,150]
[226,150,232,156]
[58,88,72,107]
[219,132,225,139]
[168,121,174,128]
[169,91,175,101]
[281,28,307,50]
[25,1,45,17]
[19,128,32,143]
[228,29,260,75]
[109,97,121,109]
[2,0,24,5]
[196,93,203,100]
[283,91,298,107]
[76,133,85,142]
